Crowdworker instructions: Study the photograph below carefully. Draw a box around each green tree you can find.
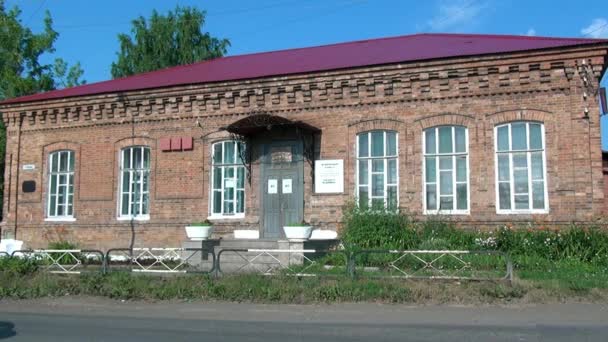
[111,6,230,79]
[0,1,85,220]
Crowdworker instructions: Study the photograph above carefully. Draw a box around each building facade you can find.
[1,33,607,249]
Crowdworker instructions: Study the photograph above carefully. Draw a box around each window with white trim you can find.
[423,126,469,214]
[495,122,548,213]
[356,131,398,209]
[47,150,75,219]
[119,146,150,219]
[211,141,246,217]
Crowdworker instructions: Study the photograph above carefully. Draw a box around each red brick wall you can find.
[1,44,607,250]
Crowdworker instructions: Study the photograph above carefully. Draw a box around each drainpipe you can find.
[13,113,24,239]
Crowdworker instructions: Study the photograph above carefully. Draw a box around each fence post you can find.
[346,251,355,279]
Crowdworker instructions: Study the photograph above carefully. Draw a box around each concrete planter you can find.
[185,225,214,241]
[283,226,313,241]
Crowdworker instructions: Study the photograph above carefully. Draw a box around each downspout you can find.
[13,113,24,239]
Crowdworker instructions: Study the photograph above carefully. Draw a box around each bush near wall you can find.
[341,202,608,265]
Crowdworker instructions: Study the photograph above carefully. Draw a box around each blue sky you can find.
[6,0,608,146]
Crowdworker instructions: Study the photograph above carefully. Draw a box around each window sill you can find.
[424,210,470,216]
[207,214,245,221]
[496,210,549,215]
[45,217,76,222]
[117,216,150,221]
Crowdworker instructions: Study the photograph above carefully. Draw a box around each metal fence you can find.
[1,247,513,282]
[105,248,215,274]
[215,248,348,277]
[350,249,512,281]
[10,249,105,274]
[0,251,10,258]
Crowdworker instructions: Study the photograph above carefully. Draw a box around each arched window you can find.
[47,150,75,219]
[210,140,246,217]
[495,122,548,213]
[119,146,150,219]
[423,126,469,213]
[356,131,398,209]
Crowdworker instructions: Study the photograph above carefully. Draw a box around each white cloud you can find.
[581,18,608,38]
[427,0,486,31]
[526,28,536,36]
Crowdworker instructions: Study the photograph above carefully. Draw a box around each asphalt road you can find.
[1,298,608,341]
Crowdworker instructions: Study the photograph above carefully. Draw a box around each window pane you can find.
[213,143,223,164]
[358,160,368,185]
[50,175,57,194]
[532,182,545,209]
[142,194,149,214]
[425,157,436,183]
[387,159,397,184]
[498,155,510,181]
[387,186,398,210]
[440,171,453,195]
[438,126,453,153]
[213,191,221,214]
[121,194,129,215]
[513,153,527,168]
[426,184,437,210]
[142,172,149,192]
[531,152,544,180]
[440,197,453,210]
[237,190,245,213]
[498,183,511,210]
[511,123,527,150]
[58,152,67,172]
[514,170,529,194]
[49,195,57,216]
[68,151,75,171]
[457,184,468,210]
[133,147,142,169]
[425,129,436,154]
[224,186,234,201]
[439,156,452,170]
[224,141,235,164]
[358,134,369,157]
[223,199,234,214]
[237,142,246,163]
[372,159,384,172]
[143,148,150,169]
[386,132,397,156]
[372,174,384,196]
[122,171,130,193]
[122,149,131,169]
[237,167,245,188]
[371,131,384,157]
[455,127,466,153]
[51,153,59,172]
[225,167,234,179]
[358,186,369,208]
[514,195,529,210]
[213,167,222,189]
[497,125,509,151]
[456,156,467,182]
[529,123,542,149]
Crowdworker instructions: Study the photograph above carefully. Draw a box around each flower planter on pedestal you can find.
[185,225,214,241]
[282,225,313,242]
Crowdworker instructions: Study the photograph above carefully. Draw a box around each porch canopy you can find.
[223,114,320,137]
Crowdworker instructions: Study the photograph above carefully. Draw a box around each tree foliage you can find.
[0,0,85,220]
[111,6,230,79]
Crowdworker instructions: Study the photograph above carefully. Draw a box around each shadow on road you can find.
[0,322,16,339]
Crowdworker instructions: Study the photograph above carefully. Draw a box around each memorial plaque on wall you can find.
[314,160,344,193]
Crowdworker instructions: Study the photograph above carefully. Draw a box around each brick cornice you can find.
[2,45,606,132]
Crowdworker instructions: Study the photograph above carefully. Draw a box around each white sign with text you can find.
[314,159,344,193]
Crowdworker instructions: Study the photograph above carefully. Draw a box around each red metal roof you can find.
[2,33,606,105]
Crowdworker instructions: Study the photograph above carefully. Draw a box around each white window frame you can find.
[422,126,470,215]
[118,146,151,221]
[494,122,549,214]
[355,130,399,210]
[46,150,76,221]
[208,140,246,219]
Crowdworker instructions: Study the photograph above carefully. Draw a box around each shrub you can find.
[0,257,39,276]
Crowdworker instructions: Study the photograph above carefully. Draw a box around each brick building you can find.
[0,33,607,250]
